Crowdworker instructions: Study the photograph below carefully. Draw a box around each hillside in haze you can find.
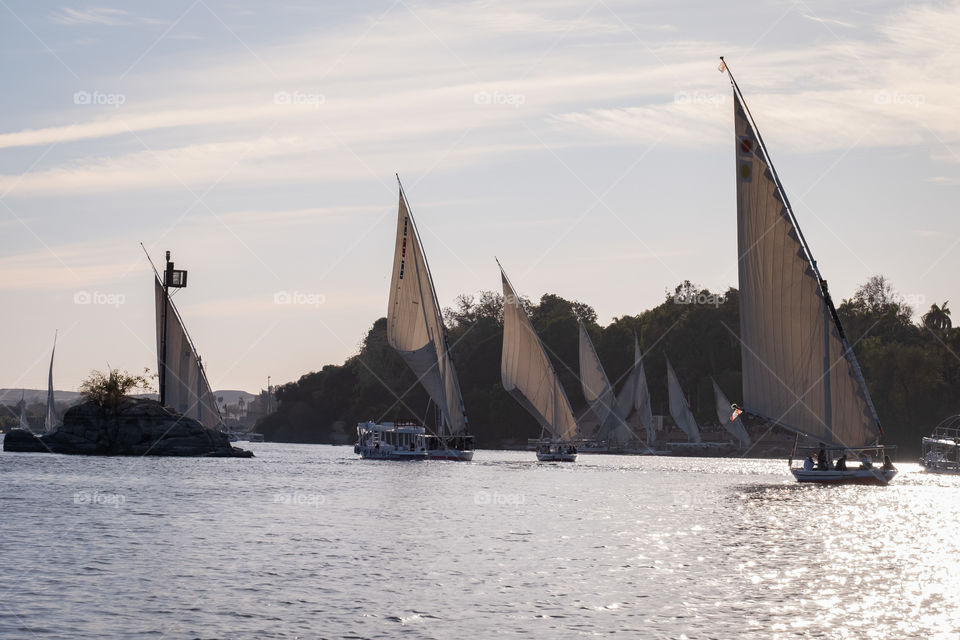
[256,277,960,455]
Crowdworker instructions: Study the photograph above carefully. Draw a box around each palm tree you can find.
[923,301,952,333]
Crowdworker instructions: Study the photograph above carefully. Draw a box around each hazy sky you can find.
[1,0,957,393]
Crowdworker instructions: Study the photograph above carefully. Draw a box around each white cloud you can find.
[51,6,164,26]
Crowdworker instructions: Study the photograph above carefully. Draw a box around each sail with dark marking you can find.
[731,71,881,448]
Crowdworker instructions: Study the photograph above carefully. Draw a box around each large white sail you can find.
[711,378,750,447]
[615,335,656,443]
[666,356,701,443]
[386,187,468,435]
[500,267,578,442]
[578,320,631,443]
[155,279,222,430]
[44,335,56,433]
[731,77,881,448]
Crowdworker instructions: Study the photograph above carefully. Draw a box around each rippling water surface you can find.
[1,442,959,639]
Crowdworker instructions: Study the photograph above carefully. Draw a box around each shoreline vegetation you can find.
[255,276,959,458]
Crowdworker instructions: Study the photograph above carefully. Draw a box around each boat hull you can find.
[427,449,474,461]
[355,445,427,461]
[791,468,897,485]
[536,452,577,462]
[921,462,960,475]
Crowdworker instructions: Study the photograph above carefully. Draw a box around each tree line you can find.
[255,276,958,456]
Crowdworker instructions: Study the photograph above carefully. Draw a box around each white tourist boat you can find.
[721,58,896,485]
[920,416,960,474]
[148,249,225,430]
[499,262,577,462]
[355,421,429,460]
[357,179,474,461]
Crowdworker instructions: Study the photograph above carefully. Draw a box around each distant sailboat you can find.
[150,250,223,430]
[711,378,749,448]
[44,333,57,433]
[578,320,634,446]
[665,356,701,444]
[721,58,895,484]
[18,391,30,432]
[614,335,657,447]
[499,262,578,462]
[355,179,474,461]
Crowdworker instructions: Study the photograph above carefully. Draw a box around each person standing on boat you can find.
[859,454,873,469]
[816,444,832,470]
[835,455,847,471]
[803,455,815,471]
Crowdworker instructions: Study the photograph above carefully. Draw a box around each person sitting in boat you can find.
[882,455,896,471]
[816,451,831,471]
[834,455,847,471]
[859,454,873,469]
[803,455,815,471]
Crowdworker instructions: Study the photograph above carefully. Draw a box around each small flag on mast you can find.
[730,404,742,421]
[718,60,726,72]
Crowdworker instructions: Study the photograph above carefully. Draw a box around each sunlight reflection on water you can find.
[1,445,958,639]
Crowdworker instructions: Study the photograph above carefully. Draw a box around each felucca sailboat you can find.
[149,250,223,430]
[665,356,702,447]
[44,332,57,433]
[355,179,474,461]
[499,262,578,462]
[616,336,657,448]
[711,378,750,449]
[578,319,633,447]
[18,391,30,432]
[721,58,896,484]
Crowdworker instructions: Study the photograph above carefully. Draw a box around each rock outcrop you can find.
[3,397,253,457]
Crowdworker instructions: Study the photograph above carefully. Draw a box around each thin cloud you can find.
[51,6,164,26]
[802,13,857,29]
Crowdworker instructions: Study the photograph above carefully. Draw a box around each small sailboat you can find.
[721,58,896,484]
[149,249,224,430]
[18,391,30,432]
[665,356,702,446]
[499,262,578,462]
[711,378,750,448]
[44,333,58,433]
[616,335,657,447]
[578,319,633,446]
[355,179,473,461]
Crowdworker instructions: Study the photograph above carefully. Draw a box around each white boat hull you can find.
[791,468,897,485]
[355,444,427,461]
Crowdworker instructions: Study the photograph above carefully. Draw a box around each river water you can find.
[0,443,957,639]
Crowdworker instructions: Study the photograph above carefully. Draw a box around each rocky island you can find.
[4,397,252,457]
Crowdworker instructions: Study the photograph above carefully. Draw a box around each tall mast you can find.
[160,251,171,406]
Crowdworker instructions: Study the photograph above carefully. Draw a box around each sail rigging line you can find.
[720,57,882,438]
[394,176,469,436]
